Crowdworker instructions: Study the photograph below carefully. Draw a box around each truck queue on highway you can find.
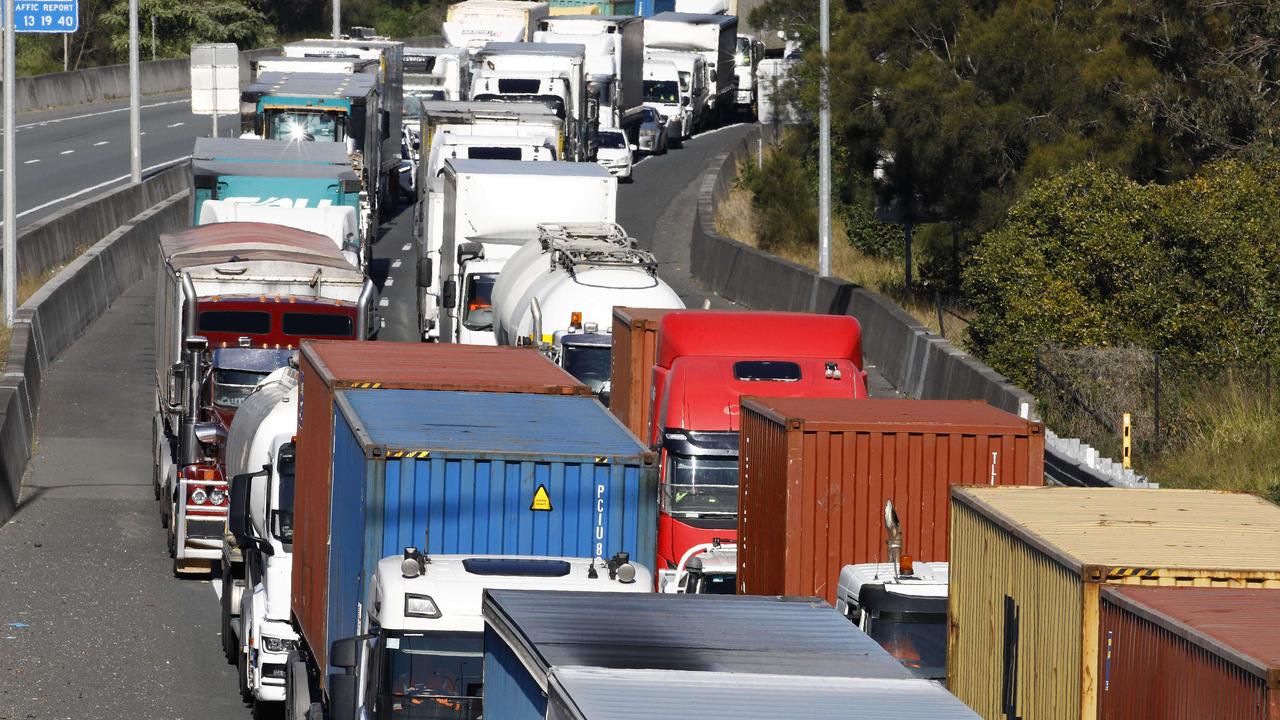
[140,7,1280,720]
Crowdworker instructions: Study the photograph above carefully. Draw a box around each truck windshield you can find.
[662,454,738,517]
[561,343,611,396]
[213,369,270,410]
[380,632,483,719]
[265,109,348,143]
[462,274,496,331]
[691,571,736,594]
[866,612,948,681]
[644,80,679,104]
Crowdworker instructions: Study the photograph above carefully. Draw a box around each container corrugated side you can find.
[291,341,589,681]
[609,307,670,439]
[737,398,1044,604]
[947,487,1280,720]
[484,623,549,720]
[1097,587,1280,720]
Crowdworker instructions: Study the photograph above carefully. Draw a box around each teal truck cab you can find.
[239,71,386,240]
[190,137,368,267]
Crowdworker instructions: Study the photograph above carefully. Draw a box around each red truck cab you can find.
[648,311,869,574]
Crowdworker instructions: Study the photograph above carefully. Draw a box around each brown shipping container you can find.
[737,397,1044,604]
[609,307,675,439]
[948,486,1280,720]
[1098,587,1280,720]
[293,341,589,673]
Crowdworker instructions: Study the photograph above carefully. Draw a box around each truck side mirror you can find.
[442,279,457,309]
[228,472,256,547]
[458,241,484,264]
[681,96,690,107]
[417,258,434,288]
[331,634,375,668]
[380,110,391,140]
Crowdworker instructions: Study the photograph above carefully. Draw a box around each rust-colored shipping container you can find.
[736,397,1044,604]
[1097,586,1280,720]
[609,307,675,440]
[293,341,588,674]
[949,486,1280,720]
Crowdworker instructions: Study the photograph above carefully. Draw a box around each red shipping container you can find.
[609,307,675,440]
[1099,586,1280,720]
[737,397,1044,604]
[293,341,589,673]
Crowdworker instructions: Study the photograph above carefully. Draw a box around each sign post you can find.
[4,0,80,327]
[190,43,239,139]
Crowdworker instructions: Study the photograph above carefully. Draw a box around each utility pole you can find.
[332,0,340,39]
[816,0,831,277]
[3,0,15,327]
[63,32,68,71]
[129,0,140,182]
[151,15,156,62]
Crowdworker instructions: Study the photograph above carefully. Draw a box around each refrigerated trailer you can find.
[535,15,645,138]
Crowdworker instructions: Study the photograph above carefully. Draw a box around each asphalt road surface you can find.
[10,92,220,229]
[0,121,793,720]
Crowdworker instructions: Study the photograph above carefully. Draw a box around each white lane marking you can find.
[93,141,109,146]
[167,122,185,128]
[401,243,411,252]
[60,150,75,155]
[380,317,387,328]
[140,131,147,136]
[391,259,402,268]
[379,296,390,307]
[16,98,187,130]
[24,159,39,164]
[385,276,394,287]
[0,155,191,226]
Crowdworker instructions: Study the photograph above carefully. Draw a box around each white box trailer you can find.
[445,0,550,49]
[470,42,596,161]
[404,46,471,101]
[432,159,616,346]
[251,55,380,79]
[645,12,737,125]
[535,15,644,137]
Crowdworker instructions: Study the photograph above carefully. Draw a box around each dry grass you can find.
[1145,380,1280,502]
[716,183,972,348]
[0,249,86,367]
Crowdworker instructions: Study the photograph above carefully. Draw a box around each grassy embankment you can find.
[0,254,86,367]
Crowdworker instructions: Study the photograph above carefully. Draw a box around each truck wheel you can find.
[220,573,237,663]
[286,656,311,720]
[238,643,253,702]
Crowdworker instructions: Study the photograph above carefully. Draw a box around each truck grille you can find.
[187,519,226,540]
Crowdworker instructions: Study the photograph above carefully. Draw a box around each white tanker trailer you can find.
[490,222,684,397]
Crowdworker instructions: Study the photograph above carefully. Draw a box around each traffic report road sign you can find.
[6,1,79,33]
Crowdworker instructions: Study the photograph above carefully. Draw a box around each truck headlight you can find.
[405,594,441,618]
[262,636,298,653]
[190,488,207,505]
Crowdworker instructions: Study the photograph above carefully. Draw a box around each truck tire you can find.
[220,572,237,663]
[238,642,253,702]
[286,656,311,720]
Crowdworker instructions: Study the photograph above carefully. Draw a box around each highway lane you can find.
[0,124,760,720]
[11,92,221,229]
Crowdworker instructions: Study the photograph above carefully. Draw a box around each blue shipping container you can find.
[325,389,657,672]
[633,0,674,16]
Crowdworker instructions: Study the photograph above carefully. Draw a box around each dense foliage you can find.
[964,159,1280,383]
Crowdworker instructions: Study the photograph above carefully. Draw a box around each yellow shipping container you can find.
[948,486,1280,720]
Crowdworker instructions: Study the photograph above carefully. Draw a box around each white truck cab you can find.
[833,501,948,682]
[426,131,557,179]
[329,552,651,719]
[658,539,737,594]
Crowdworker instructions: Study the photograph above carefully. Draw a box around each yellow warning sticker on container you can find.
[530,484,553,512]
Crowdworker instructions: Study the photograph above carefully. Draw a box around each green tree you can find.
[103,0,274,58]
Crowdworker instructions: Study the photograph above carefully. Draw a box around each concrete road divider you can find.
[0,177,187,526]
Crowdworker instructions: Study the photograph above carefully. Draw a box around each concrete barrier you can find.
[15,48,279,113]
[0,183,188,526]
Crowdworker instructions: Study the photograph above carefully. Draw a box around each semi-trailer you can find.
[404,46,471,102]
[646,310,868,577]
[444,0,551,48]
[608,306,675,438]
[948,486,1280,720]
[189,138,368,265]
[428,160,617,345]
[153,223,375,575]
[480,589,917,719]
[490,222,684,395]
[644,12,736,126]
[283,353,657,717]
